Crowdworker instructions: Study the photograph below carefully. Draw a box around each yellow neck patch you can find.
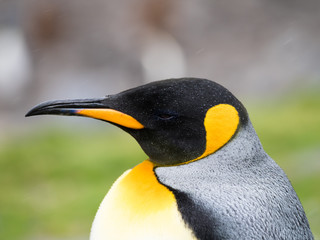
[117,160,176,214]
[90,161,196,239]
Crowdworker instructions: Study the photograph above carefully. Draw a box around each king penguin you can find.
[26,78,313,240]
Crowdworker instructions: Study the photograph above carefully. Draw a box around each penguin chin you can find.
[126,130,205,166]
[126,141,194,166]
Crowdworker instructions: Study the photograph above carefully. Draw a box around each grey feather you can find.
[156,120,314,239]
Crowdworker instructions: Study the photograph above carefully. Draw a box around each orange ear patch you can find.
[199,104,239,159]
[181,104,239,165]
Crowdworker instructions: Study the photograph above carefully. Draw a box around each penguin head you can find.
[26,78,248,166]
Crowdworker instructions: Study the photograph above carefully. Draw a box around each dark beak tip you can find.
[25,108,35,117]
[25,105,43,117]
[24,97,107,118]
[25,111,34,117]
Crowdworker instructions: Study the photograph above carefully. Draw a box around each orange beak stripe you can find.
[76,109,144,129]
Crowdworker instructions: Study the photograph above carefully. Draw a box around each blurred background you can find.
[0,0,319,239]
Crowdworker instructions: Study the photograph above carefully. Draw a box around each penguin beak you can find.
[25,98,144,129]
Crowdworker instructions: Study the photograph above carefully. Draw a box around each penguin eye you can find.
[157,113,176,120]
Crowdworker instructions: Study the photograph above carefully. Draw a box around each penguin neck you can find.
[170,119,265,169]
[154,119,267,188]
[173,119,264,168]
[207,119,266,167]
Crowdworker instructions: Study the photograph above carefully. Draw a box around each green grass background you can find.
[1,90,319,239]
